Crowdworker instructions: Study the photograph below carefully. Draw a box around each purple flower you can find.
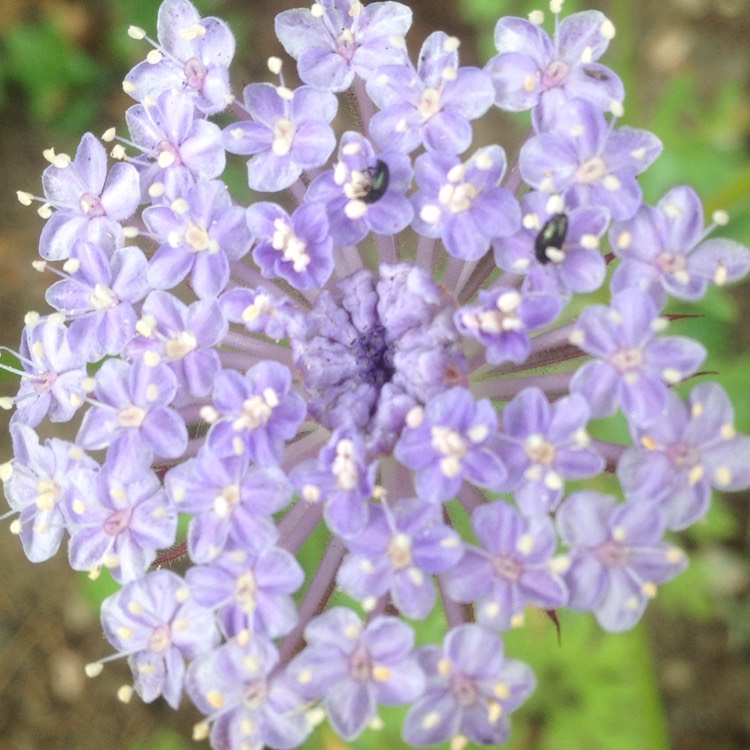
[66,446,178,582]
[204,360,306,466]
[290,263,466,454]
[443,501,568,629]
[221,285,301,341]
[394,387,507,502]
[367,30,495,154]
[291,428,376,538]
[556,492,687,632]
[495,388,605,516]
[454,285,563,365]
[403,624,535,746]
[2,424,97,562]
[165,447,291,563]
[45,241,150,360]
[275,0,412,91]
[223,83,337,192]
[610,185,750,304]
[411,146,521,260]
[618,383,750,530]
[125,290,227,403]
[11,316,87,428]
[186,635,313,750]
[125,88,226,202]
[337,498,463,618]
[39,132,139,260]
[100,569,219,708]
[493,191,610,294]
[519,98,661,221]
[305,131,414,245]
[124,0,235,115]
[76,357,188,460]
[186,542,304,638]
[8,1,750,747]
[247,201,334,290]
[143,179,252,299]
[569,288,706,426]
[288,607,424,740]
[486,11,623,122]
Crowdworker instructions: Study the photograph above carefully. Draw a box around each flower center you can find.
[387,533,413,569]
[242,678,268,710]
[149,623,173,653]
[439,168,478,214]
[234,570,257,613]
[524,434,556,464]
[118,405,146,428]
[272,118,296,157]
[80,192,105,217]
[290,264,466,453]
[493,554,522,582]
[611,347,644,373]
[576,156,607,184]
[417,87,442,121]
[656,252,687,277]
[349,643,372,684]
[184,222,215,253]
[595,539,631,567]
[90,283,118,311]
[165,331,197,359]
[542,59,570,88]
[450,673,479,708]
[157,140,182,169]
[666,441,699,470]
[272,219,310,272]
[104,508,132,536]
[214,483,240,518]
[184,57,207,90]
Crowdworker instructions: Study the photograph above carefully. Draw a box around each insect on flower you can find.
[534,212,569,264]
[361,158,390,204]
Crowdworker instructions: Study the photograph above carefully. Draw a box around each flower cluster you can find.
[5,1,750,748]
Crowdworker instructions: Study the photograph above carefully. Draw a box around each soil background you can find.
[0,1,748,749]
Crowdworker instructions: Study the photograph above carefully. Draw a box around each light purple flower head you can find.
[11,316,87,428]
[39,132,139,261]
[519,98,662,221]
[610,185,750,305]
[2,423,97,562]
[186,635,313,750]
[125,88,226,202]
[305,131,414,245]
[287,607,424,740]
[337,497,463,618]
[143,179,252,299]
[101,569,220,708]
[493,190,610,295]
[367,30,495,154]
[403,624,536,746]
[247,201,334,290]
[486,11,624,126]
[124,0,235,115]
[411,145,521,260]
[223,83,338,193]
[618,383,750,530]
[275,0,412,92]
[556,492,687,632]
[442,501,568,630]
[8,1,750,747]
[394,387,507,503]
[569,287,706,426]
